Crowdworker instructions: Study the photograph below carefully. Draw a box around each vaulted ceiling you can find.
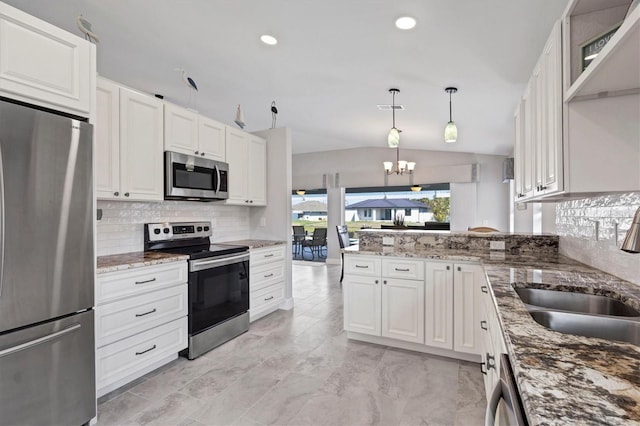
[7,0,569,155]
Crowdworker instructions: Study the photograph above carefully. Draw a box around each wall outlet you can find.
[490,241,505,250]
[383,237,394,246]
[260,216,266,227]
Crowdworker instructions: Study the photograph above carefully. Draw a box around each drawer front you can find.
[382,258,425,280]
[97,262,187,304]
[344,256,381,277]
[250,245,285,266]
[96,284,188,348]
[250,282,284,311]
[250,261,285,291]
[96,317,187,390]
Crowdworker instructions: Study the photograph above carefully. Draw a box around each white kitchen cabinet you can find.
[96,78,164,201]
[0,2,94,117]
[344,256,424,344]
[249,245,285,322]
[381,277,424,344]
[95,261,188,397]
[453,263,483,355]
[164,103,226,162]
[424,262,454,349]
[224,127,267,206]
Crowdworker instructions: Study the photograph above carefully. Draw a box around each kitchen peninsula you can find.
[343,228,640,425]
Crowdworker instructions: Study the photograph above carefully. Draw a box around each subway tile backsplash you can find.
[556,192,640,285]
[96,200,251,256]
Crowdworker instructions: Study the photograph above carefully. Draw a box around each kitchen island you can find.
[344,229,640,425]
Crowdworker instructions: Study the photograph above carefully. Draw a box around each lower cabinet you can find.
[479,278,507,401]
[249,244,286,322]
[95,261,188,397]
[344,256,424,344]
[344,254,484,358]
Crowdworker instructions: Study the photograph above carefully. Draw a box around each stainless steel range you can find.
[144,222,249,359]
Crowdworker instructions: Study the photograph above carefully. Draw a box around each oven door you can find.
[188,253,249,335]
[485,354,528,426]
[165,151,227,200]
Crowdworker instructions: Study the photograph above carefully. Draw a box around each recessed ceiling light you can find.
[395,17,416,30]
[260,35,278,45]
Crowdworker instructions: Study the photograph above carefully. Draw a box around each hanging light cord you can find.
[392,90,396,128]
[449,90,452,122]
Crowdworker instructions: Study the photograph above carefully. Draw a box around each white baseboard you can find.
[279,297,294,310]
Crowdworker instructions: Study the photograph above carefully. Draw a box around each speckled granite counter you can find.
[97,252,188,274]
[344,245,640,425]
[221,239,286,249]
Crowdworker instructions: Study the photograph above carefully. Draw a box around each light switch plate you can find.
[383,237,394,246]
[490,241,505,250]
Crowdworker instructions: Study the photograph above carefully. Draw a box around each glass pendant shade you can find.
[444,121,457,143]
[383,161,393,173]
[388,127,400,147]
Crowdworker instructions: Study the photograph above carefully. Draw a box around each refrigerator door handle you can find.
[0,323,81,358]
[0,142,4,297]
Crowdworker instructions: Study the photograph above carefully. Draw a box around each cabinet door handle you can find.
[383,280,387,285]
[135,277,156,285]
[480,362,487,375]
[264,296,274,301]
[114,191,119,196]
[250,200,254,204]
[394,268,410,272]
[135,308,157,317]
[480,320,488,331]
[457,266,461,272]
[481,286,488,294]
[446,265,450,270]
[195,151,199,155]
[264,273,274,278]
[124,192,130,197]
[355,265,369,269]
[201,152,205,156]
[486,353,496,370]
[374,280,379,284]
[135,344,157,356]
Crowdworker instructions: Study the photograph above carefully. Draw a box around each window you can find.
[404,208,411,216]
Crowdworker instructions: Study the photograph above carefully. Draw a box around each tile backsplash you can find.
[556,192,640,285]
[96,200,251,256]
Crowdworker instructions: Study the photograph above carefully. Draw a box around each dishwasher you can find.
[485,353,528,426]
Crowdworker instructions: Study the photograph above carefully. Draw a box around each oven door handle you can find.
[190,253,249,271]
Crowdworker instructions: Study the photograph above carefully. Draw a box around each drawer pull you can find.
[264,296,274,301]
[135,277,157,285]
[264,273,274,278]
[480,320,488,331]
[355,265,369,269]
[135,344,157,356]
[481,286,488,294]
[480,362,487,375]
[135,308,157,317]
[394,268,410,272]
[264,253,274,258]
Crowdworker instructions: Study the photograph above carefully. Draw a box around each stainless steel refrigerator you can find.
[0,99,95,425]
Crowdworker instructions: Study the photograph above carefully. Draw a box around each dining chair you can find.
[336,225,350,282]
[292,225,306,257]
[301,227,327,260]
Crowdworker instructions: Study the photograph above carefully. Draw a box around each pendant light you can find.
[388,88,401,147]
[444,87,458,143]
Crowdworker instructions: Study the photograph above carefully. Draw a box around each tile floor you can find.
[97,262,486,426]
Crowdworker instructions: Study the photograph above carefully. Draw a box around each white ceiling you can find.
[7,0,569,155]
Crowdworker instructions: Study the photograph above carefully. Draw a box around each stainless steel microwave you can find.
[165,151,229,201]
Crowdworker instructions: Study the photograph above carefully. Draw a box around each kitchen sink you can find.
[515,288,640,317]
[529,310,640,346]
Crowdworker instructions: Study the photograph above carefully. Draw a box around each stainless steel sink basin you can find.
[515,288,640,317]
[530,310,640,345]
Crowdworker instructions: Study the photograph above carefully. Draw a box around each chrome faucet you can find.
[621,206,640,253]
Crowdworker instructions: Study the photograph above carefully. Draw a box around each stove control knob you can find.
[153,229,161,235]
[197,226,203,232]
[163,228,170,234]
[204,226,210,231]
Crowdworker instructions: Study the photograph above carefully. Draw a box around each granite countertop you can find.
[97,252,188,274]
[222,239,286,249]
[344,245,640,425]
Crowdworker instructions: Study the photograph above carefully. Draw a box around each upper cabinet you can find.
[515,0,640,202]
[224,127,267,206]
[0,2,94,117]
[96,77,164,201]
[164,103,225,162]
